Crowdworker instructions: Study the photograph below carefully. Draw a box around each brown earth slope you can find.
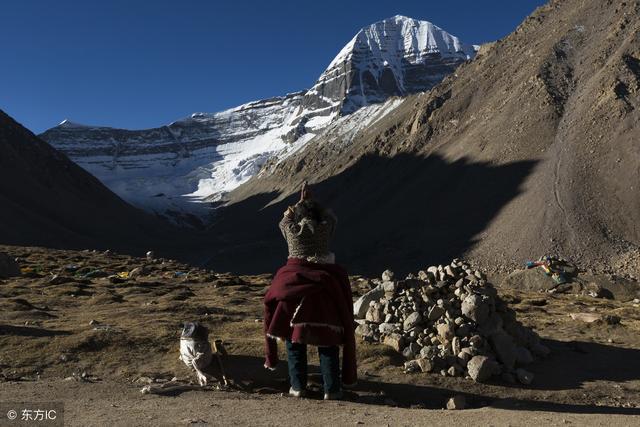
[0,110,198,257]
[208,0,640,277]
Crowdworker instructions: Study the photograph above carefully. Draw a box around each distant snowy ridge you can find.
[57,119,96,129]
[41,16,477,225]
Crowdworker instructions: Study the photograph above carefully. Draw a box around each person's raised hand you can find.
[300,181,311,201]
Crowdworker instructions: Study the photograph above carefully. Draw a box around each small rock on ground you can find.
[446,394,466,410]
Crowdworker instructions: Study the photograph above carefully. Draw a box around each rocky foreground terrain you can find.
[1,245,640,425]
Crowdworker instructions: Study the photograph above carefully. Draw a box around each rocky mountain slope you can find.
[210,0,640,277]
[0,109,190,253]
[40,16,476,223]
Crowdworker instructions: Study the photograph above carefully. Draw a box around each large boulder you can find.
[461,293,492,324]
[578,273,640,301]
[502,268,564,292]
[383,333,405,352]
[467,355,500,382]
[0,252,20,279]
[353,285,384,318]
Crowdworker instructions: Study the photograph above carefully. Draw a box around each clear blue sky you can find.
[1,0,547,134]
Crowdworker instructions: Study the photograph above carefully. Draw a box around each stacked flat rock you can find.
[353,260,550,384]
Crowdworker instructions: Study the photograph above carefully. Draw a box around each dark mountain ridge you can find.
[0,109,202,258]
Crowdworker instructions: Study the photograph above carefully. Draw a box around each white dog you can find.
[178,322,214,386]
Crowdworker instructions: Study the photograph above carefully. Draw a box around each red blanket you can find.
[263,258,357,385]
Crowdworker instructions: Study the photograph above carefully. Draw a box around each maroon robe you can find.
[263,258,357,385]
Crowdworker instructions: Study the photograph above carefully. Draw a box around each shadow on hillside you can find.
[213,338,640,415]
[0,324,71,337]
[206,153,537,276]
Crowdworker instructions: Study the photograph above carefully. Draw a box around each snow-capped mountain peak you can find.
[329,15,476,69]
[310,15,478,115]
[58,119,89,128]
[41,16,477,225]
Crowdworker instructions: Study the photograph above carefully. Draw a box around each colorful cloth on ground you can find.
[525,255,576,284]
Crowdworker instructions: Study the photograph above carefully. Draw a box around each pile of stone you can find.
[353,260,550,385]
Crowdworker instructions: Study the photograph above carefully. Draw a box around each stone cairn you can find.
[353,260,550,385]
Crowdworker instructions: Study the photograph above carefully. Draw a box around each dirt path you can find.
[0,379,638,427]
